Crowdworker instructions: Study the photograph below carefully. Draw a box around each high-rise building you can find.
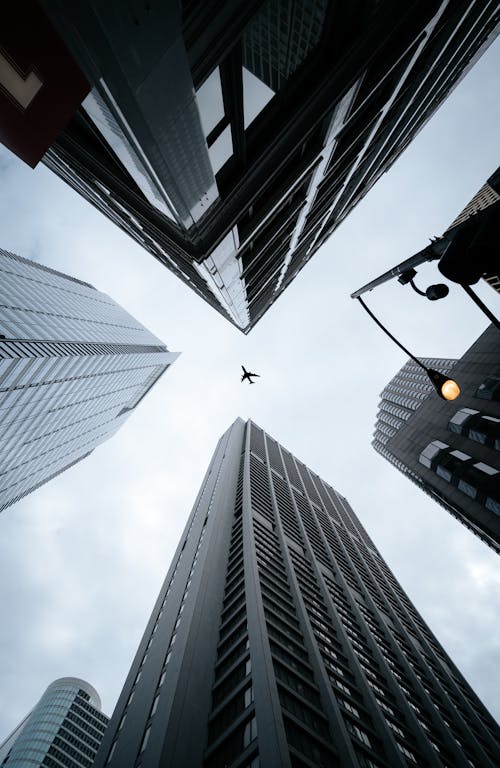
[94,419,499,768]
[373,325,500,553]
[0,677,108,767]
[38,1,499,332]
[0,248,178,512]
[444,166,500,294]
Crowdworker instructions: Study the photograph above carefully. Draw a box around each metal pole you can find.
[350,242,446,299]
[461,285,500,330]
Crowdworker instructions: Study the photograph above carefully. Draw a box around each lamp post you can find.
[350,201,500,330]
[356,296,460,401]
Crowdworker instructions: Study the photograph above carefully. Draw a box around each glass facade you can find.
[0,248,178,512]
[41,1,500,331]
[94,419,499,768]
[0,677,108,767]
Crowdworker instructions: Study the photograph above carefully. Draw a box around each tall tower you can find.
[0,248,178,512]
[36,0,499,331]
[0,677,108,767]
[373,325,500,553]
[444,166,500,294]
[95,419,499,768]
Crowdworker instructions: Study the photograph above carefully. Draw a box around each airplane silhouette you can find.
[241,365,260,384]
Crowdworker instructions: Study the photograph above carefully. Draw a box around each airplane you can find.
[241,365,260,384]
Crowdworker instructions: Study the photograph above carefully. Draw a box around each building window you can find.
[485,497,500,516]
[457,479,477,499]
[436,465,453,482]
[449,409,500,449]
[475,377,500,402]
[356,751,381,768]
[342,700,359,718]
[150,694,160,717]
[140,727,151,753]
[397,742,417,763]
[344,718,371,747]
[419,441,449,469]
[448,408,479,433]
[244,717,258,747]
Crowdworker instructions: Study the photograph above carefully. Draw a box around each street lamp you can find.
[396,267,449,300]
[356,296,460,401]
[350,201,500,330]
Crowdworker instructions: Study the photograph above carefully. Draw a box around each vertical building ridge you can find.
[95,419,500,768]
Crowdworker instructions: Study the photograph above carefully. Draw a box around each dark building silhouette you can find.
[374,325,500,553]
[94,419,499,768]
[0,677,108,767]
[39,0,500,331]
[444,167,500,294]
[0,3,90,167]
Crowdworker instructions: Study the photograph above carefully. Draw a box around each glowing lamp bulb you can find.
[426,368,461,401]
[441,379,460,401]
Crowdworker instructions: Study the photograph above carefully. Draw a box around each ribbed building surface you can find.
[373,326,500,552]
[95,419,499,768]
[0,248,178,511]
[373,357,458,480]
[0,677,108,768]
[39,0,500,331]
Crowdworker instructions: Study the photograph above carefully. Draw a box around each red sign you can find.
[0,1,90,167]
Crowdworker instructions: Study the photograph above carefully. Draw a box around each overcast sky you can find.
[0,38,499,738]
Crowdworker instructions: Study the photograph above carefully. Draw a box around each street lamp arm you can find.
[350,242,445,299]
[355,296,460,400]
[409,278,427,297]
[356,296,428,371]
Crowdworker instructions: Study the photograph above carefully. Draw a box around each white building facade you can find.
[0,248,178,511]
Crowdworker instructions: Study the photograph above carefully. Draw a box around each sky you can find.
[0,37,499,739]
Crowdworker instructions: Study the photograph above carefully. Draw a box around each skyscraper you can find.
[38,0,499,332]
[0,248,178,512]
[373,325,500,553]
[0,677,108,768]
[444,166,500,294]
[95,419,499,768]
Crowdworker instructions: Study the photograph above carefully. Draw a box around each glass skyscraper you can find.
[94,419,499,768]
[0,677,108,767]
[38,0,499,331]
[373,325,500,553]
[0,248,178,512]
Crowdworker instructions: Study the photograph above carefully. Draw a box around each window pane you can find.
[436,465,452,482]
[485,497,500,516]
[468,429,486,445]
[242,66,275,128]
[196,68,225,136]
[209,125,233,174]
[458,479,477,499]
